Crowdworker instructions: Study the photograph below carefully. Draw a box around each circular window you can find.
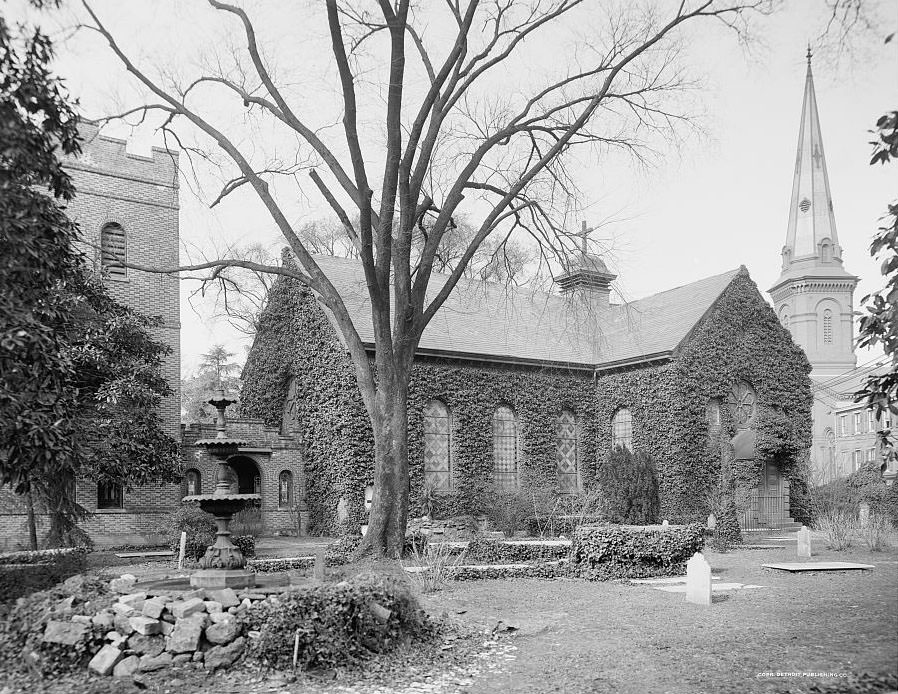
[799,198,812,213]
[728,381,757,428]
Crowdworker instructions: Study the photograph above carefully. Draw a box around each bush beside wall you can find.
[0,548,89,604]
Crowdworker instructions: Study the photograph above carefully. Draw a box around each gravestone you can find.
[685,552,712,605]
[797,525,811,558]
[661,520,669,527]
[707,513,717,531]
[859,503,870,529]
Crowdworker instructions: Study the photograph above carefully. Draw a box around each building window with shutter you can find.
[424,400,452,491]
[100,222,127,278]
[854,412,863,434]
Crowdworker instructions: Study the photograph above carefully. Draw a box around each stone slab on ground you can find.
[630,576,722,585]
[88,644,123,676]
[114,551,174,558]
[654,582,766,593]
[762,561,875,572]
[42,620,89,645]
[733,544,786,550]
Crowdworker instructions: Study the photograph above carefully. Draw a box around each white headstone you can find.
[797,525,811,558]
[707,513,717,530]
[685,552,712,605]
[177,531,187,570]
[859,503,870,529]
[661,520,669,527]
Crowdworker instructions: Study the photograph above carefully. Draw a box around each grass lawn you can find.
[419,541,898,693]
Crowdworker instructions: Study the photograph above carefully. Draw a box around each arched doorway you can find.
[227,456,262,496]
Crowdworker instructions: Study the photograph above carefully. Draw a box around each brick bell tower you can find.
[769,51,858,477]
[63,122,182,538]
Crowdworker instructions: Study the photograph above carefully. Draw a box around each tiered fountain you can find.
[183,389,260,588]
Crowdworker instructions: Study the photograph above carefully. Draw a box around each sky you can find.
[18,0,898,375]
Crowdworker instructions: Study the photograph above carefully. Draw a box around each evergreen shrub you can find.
[324,534,363,566]
[596,447,661,525]
[241,574,433,670]
[570,523,704,580]
[163,505,255,562]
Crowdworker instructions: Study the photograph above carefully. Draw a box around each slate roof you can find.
[311,256,745,370]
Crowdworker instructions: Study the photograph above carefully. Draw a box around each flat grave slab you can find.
[630,576,722,585]
[733,544,786,550]
[654,582,764,593]
[114,551,174,559]
[762,561,874,572]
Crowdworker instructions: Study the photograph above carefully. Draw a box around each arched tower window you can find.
[183,469,201,497]
[556,409,580,493]
[492,405,518,490]
[823,309,833,344]
[611,408,633,451]
[820,237,832,262]
[423,399,452,491]
[100,222,127,277]
[779,305,790,329]
[278,470,293,508]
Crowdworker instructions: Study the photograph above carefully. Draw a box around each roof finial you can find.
[574,220,595,256]
[806,43,812,66]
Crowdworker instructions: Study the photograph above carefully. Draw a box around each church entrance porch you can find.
[227,455,262,496]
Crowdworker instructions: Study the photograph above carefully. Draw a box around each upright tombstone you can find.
[707,514,717,531]
[797,525,812,558]
[661,520,669,527]
[858,503,870,529]
[685,552,712,606]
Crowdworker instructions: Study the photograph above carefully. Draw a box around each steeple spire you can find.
[782,48,841,266]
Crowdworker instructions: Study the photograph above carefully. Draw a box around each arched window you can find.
[492,405,518,490]
[823,309,833,344]
[556,409,580,493]
[278,471,293,508]
[707,399,722,429]
[611,408,633,451]
[423,399,452,491]
[184,469,201,497]
[100,222,127,277]
[779,305,790,329]
[820,238,832,262]
[97,481,123,510]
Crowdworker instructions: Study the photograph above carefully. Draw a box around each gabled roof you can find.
[309,256,744,370]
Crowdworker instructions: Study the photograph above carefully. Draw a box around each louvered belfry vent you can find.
[101,223,127,276]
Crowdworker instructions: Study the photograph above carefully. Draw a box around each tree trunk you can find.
[24,486,38,551]
[357,363,410,559]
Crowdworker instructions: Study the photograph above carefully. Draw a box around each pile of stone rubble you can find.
[40,574,269,679]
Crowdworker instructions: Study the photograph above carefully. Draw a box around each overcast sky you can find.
[20,0,898,375]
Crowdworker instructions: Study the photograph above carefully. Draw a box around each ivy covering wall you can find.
[240,267,813,534]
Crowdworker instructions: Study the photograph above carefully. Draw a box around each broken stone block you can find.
[184,588,206,601]
[129,615,162,636]
[113,655,140,678]
[239,598,252,611]
[71,614,93,625]
[128,633,165,657]
[166,617,204,653]
[113,614,135,636]
[227,606,238,615]
[42,620,89,646]
[139,651,173,672]
[109,574,137,594]
[92,611,115,629]
[118,592,147,608]
[205,621,239,645]
[88,644,123,676]
[203,600,222,614]
[208,612,234,625]
[142,597,168,619]
[112,603,135,617]
[169,598,205,620]
[171,653,192,666]
[191,651,204,662]
[160,620,175,636]
[205,588,239,609]
[203,637,245,671]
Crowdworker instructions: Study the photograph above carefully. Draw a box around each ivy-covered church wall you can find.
[663,271,813,522]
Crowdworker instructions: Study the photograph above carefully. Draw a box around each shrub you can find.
[570,523,705,580]
[0,574,113,677]
[248,556,314,573]
[324,534,363,566]
[482,487,531,537]
[163,504,215,559]
[595,447,660,525]
[232,534,256,558]
[232,504,264,537]
[817,509,856,551]
[461,537,570,563]
[403,528,429,557]
[404,542,459,593]
[0,548,89,604]
[241,574,434,670]
[860,512,891,552]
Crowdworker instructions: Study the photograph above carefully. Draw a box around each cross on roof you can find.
[573,220,596,255]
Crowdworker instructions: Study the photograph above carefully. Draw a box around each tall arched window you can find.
[823,309,833,344]
[820,238,833,262]
[556,409,580,493]
[707,399,722,430]
[184,469,201,496]
[611,408,633,451]
[100,222,127,277]
[278,471,293,508]
[423,399,452,491]
[492,405,518,490]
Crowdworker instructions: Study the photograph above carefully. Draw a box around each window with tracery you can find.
[278,471,293,508]
[492,405,518,490]
[424,399,452,491]
[727,381,757,429]
[556,409,580,493]
[823,309,833,344]
[611,408,633,451]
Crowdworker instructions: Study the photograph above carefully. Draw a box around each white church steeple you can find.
[770,49,858,379]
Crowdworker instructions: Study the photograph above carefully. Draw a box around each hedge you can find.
[241,265,812,534]
[0,548,89,604]
[247,556,315,573]
[240,574,434,670]
[569,524,705,580]
[457,537,571,563]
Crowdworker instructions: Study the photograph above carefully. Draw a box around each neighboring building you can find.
[240,253,813,535]
[767,52,880,480]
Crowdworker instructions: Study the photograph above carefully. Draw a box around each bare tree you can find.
[79,0,767,558]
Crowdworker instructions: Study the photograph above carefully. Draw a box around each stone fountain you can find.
[182,389,260,588]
